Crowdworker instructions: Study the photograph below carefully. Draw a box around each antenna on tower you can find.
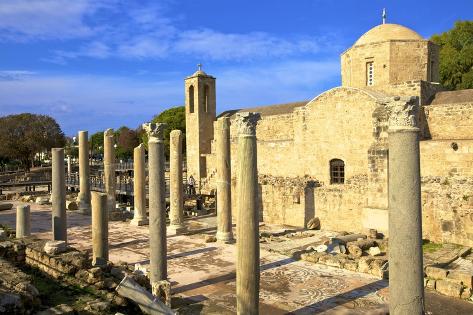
[382,8,387,24]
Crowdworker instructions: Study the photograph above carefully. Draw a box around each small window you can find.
[366,62,374,86]
[189,85,194,113]
[330,159,345,184]
[204,84,209,112]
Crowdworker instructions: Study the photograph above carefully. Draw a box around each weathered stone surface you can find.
[358,257,374,273]
[44,241,67,255]
[426,279,436,290]
[306,217,321,230]
[436,279,463,298]
[425,266,448,280]
[84,299,110,312]
[447,270,473,288]
[461,287,472,300]
[152,280,171,307]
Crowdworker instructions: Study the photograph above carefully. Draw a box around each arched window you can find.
[330,159,345,184]
[189,85,195,113]
[204,84,209,112]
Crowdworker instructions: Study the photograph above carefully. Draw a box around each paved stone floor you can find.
[1,201,473,314]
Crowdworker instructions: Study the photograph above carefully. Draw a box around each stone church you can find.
[184,22,473,246]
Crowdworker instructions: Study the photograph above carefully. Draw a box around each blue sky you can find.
[0,0,472,135]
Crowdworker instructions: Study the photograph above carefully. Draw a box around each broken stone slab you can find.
[0,203,13,211]
[436,279,463,298]
[44,241,67,255]
[134,263,149,276]
[116,275,175,315]
[306,217,320,230]
[425,266,448,280]
[332,233,367,244]
[84,299,111,313]
[461,287,472,300]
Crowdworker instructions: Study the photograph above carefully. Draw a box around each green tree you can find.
[115,126,139,160]
[89,131,104,160]
[0,113,65,171]
[141,106,186,158]
[431,21,473,90]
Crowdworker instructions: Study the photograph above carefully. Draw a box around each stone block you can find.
[436,279,463,298]
[368,246,381,256]
[204,235,217,243]
[306,217,320,230]
[35,197,49,205]
[447,270,473,288]
[65,201,78,211]
[37,304,74,315]
[358,257,374,273]
[344,260,358,272]
[425,266,448,280]
[43,241,66,255]
[461,287,472,300]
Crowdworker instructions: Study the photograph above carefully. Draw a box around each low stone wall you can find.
[425,266,472,300]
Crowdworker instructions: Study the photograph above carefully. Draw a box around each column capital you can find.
[235,112,261,136]
[217,116,230,129]
[385,96,419,130]
[104,128,114,137]
[143,123,166,142]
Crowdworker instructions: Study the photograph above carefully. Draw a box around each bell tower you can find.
[185,64,216,185]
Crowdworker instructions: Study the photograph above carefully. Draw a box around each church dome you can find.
[354,23,424,46]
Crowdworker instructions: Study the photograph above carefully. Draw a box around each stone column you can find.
[92,192,108,266]
[216,117,234,243]
[169,130,186,234]
[67,155,71,176]
[131,144,148,226]
[16,205,31,238]
[104,129,116,213]
[77,131,91,214]
[387,96,424,315]
[144,123,168,283]
[52,148,67,242]
[235,112,261,315]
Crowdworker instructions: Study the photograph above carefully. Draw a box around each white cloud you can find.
[0,70,36,81]
[0,0,112,41]
[174,29,322,60]
[0,59,340,134]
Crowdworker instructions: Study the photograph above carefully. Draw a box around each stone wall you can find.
[421,140,473,177]
[424,102,473,140]
[422,176,473,246]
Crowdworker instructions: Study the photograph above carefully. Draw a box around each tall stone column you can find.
[104,129,116,213]
[144,123,168,283]
[16,205,31,238]
[169,130,186,234]
[92,192,108,266]
[387,96,424,315]
[77,131,91,214]
[235,112,261,315]
[216,117,234,243]
[52,148,67,242]
[67,155,71,176]
[131,144,148,226]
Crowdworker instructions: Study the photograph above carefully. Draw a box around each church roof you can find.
[428,89,473,105]
[218,101,308,118]
[354,23,424,46]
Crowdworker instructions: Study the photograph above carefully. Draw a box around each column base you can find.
[216,231,234,243]
[130,217,149,226]
[168,224,187,235]
[92,257,107,267]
